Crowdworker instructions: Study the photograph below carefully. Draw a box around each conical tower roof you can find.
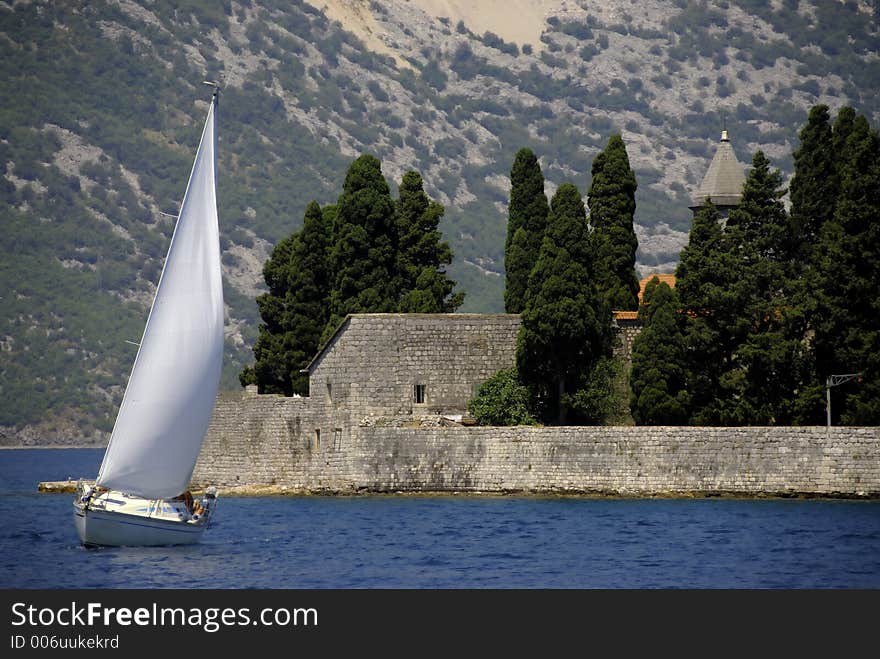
[690,130,746,209]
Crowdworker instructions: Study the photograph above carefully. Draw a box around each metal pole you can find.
[826,377,832,438]
[825,373,862,438]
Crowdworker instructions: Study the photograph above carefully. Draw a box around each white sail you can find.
[96,99,223,500]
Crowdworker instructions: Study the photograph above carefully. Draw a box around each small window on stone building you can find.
[326,382,332,402]
[313,429,321,451]
[414,384,426,404]
[333,428,342,450]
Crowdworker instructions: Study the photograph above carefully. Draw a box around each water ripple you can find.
[2,450,880,588]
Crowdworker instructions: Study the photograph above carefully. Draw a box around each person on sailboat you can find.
[172,490,206,519]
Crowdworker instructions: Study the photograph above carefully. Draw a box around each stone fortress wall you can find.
[194,415,879,497]
[193,313,880,497]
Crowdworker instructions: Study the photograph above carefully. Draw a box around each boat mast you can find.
[203,80,221,106]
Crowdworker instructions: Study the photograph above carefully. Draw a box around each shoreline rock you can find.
[36,480,879,500]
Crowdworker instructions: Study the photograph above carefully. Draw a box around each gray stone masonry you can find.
[613,317,642,363]
[308,314,521,422]
[193,390,880,497]
[192,313,879,497]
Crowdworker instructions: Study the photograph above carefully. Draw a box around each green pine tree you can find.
[242,201,333,395]
[324,154,399,341]
[726,151,790,262]
[516,183,612,425]
[786,105,839,422]
[239,233,297,394]
[789,105,837,256]
[832,106,857,162]
[395,170,464,313]
[724,151,803,425]
[674,200,738,424]
[807,107,859,422]
[629,278,689,425]
[504,147,549,313]
[587,134,640,311]
[813,113,880,423]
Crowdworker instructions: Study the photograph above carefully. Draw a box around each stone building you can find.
[236,275,672,433]
[304,276,678,427]
[305,313,521,426]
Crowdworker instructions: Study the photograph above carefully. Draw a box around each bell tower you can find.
[689,129,746,220]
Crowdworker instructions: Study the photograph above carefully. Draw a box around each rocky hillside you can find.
[1,0,878,441]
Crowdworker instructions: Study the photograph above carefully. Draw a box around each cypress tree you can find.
[505,227,531,314]
[789,105,837,256]
[813,113,880,423]
[284,202,334,394]
[516,183,611,425]
[808,107,859,422]
[726,151,789,263]
[395,170,464,313]
[629,278,689,425]
[786,105,838,421]
[675,200,737,424]
[504,148,549,313]
[836,115,880,423]
[587,134,640,311]
[240,232,297,394]
[324,154,398,341]
[242,201,333,396]
[832,106,857,162]
[724,151,802,424]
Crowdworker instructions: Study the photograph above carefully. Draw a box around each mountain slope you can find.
[1,0,878,442]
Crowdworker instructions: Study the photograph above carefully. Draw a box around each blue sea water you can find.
[1,448,879,589]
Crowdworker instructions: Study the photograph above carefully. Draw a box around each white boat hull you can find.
[73,486,216,547]
[74,506,205,547]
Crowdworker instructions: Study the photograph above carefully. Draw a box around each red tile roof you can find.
[610,274,676,320]
[612,273,675,320]
[637,273,676,303]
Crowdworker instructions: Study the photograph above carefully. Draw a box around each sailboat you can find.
[74,85,224,547]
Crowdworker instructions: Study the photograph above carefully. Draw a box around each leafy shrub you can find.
[579,44,599,61]
[367,79,389,103]
[468,368,537,426]
[540,51,566,68]
[566,358,620,425]
[651,73,673,88]
[556,21,593,40]
[481,31,519,56]
[715,75,735,98]
[420,59,447,91]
